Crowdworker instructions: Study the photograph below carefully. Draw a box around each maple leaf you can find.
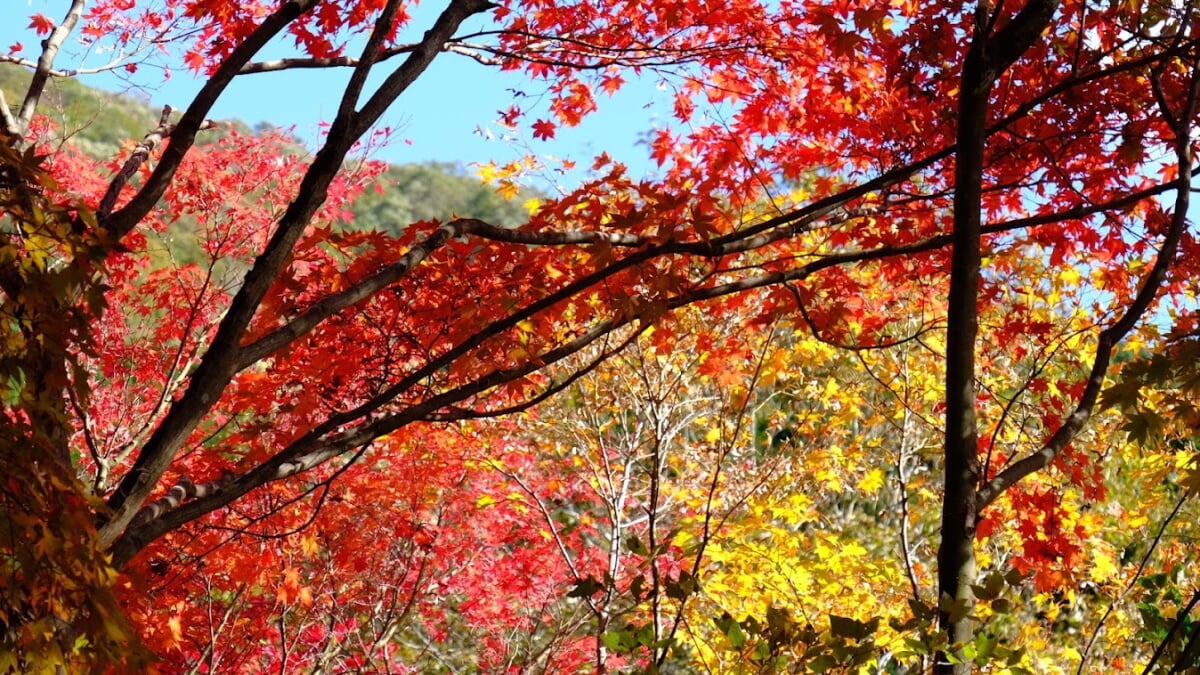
[600,72,625,96]
[28,13,55,35]
[167,615,183,645]
[531,118,556,140]
[499,105,521,127]
[183,49,206,72]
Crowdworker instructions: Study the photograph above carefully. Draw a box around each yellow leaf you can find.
[475,161,497,183]
[824,378,840,397]
[857,467,885,494]
[1089,543,1118,583]
[729,385,749,411]
[298,535,318,557]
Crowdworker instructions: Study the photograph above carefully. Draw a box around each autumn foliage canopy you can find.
[3,0,1200,672]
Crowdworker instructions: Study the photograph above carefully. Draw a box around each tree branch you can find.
[104,151,1177,551]
[101,0,505,549]
[108,306,628,566]
[104,147,1176,564]
[0,89,18,137]
[348,0,499,140]
[236,218,643,369]
[978,57,1199,507]
[96,106,215,220]
[986,0,1062,76]
[101,0,317,240]
[15,0,87,139]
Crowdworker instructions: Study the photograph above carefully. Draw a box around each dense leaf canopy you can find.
[2,0,1200,673]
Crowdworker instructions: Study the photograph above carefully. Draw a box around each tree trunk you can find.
[937,30,987,673]
[937,3,1059,671]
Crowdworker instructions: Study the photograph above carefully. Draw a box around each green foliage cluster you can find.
[1136,568,1200,672]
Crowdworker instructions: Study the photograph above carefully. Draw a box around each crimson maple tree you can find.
[3,0,1200,672]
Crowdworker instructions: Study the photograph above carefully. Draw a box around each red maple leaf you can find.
[498,105,521,127]
[531,118,556,140]
[28,14,55,35]
[183,50,206,73]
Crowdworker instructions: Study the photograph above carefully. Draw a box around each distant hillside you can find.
[0,65,530,229]
[350,162,532,232]
[0,65,167,159]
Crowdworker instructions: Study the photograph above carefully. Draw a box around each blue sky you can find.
[1,1,663,182]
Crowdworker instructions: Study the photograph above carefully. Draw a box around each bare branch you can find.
[0,41,171,80]
[239,41,433,75]
[332,0,409,133]
[0,88,18,137]
[348,0,499,140]
[238,30,753,74]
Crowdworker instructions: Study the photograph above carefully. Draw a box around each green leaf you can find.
[903,637,932,655]
[637,623,655,647]
[629,574,646,601]
[766,604,793,638]
[908,597,935,621]
[1004,568,1026,586]
[974,633,998,662]
[971,571,1005,601]
[939,594,972,624]
[829,614,878,641]
[726,620,747,648]
[1123,409,1167,446]
[625,534,649,557]
[566,575,603,598]
[600,630,625,652]
[1099,378,1143,411]
[809,654,834,672]
[665,570,698,600]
